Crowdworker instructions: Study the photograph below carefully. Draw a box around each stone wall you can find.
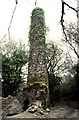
[27,8,48,85]
[28,40,48,84]
[27,7,50,106]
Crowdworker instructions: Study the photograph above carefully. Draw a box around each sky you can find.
[0,0,77,45]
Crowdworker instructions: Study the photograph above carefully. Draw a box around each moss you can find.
[29,82,47,88]
[23,81,48,92]
[27,74,48,86]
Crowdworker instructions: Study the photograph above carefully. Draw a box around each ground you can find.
[6,101,79,118]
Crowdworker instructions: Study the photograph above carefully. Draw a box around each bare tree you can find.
[46,42,74,81]
[61,22,79,59]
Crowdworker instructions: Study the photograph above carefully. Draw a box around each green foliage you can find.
[60,82,75,100]
[48,73,61,105]
[29,7,46,44]
[72,63,79,100]
[59,63,79,101]
[28,7,48,84]
[28,8,50,107]
[2,50,28,97]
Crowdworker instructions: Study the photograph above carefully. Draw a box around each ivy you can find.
[29,7,46,44]
[28,7,48,85]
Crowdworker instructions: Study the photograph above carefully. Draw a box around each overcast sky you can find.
[0,0,77,45]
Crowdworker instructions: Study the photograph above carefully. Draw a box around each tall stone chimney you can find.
[27,7,48,85]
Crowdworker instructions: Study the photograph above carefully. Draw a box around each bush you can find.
[2,50,28,97]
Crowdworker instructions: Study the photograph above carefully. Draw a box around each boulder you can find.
[2,82,48,117]
[2,97,23,117]
[7,98,23,116]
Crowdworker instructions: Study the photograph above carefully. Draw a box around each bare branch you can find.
[61,1,77,23]
[61,23,79,58]
[0,34,6,42]
[35,0,37,6]
[64,2,77,12]
[8,0,18,41]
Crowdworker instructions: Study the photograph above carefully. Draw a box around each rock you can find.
[46,108,50,112]
[32,100,42,108]
[34,106,38,110]
[7,98,23,116]
[28,108,36,113]
[28,105,38,113]
[2,97,23,116]
[28,109,34,113]
[8,95,11,98]
[2,82,48,117]
[36,101,42,108]
[23,82,47,105]
[40,110,44,115]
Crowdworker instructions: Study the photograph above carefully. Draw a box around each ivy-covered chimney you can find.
[27,7,48,85]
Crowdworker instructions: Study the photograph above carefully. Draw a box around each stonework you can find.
[28,40,48,84]
[27,8,48,85]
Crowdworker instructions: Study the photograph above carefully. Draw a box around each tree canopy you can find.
[2,45,28,97]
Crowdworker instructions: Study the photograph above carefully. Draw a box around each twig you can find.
[61,23,79,58]
[35,0,37,6]
[60,1,79,58]
[64,2,77,12]
[8,0,18,41]
[61,1,77,23]
[0,34,6,42]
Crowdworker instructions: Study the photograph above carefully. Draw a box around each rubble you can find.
[39,110,44,115]
[46,108,50,112]
[27,100,50,116]
[2,82,48,117]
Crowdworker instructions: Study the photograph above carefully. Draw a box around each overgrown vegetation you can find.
[1,7,79,107]
[59,22,79,101]
[28,7,48,84]
[28,7,50,107]
[2,50,28,97]
[1,41,28,97]
[29,7,46,44]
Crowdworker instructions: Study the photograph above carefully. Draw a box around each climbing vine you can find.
[29,7,46,44]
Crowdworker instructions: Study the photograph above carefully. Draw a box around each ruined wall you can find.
[28,41,48,84]
[27,7,48,85]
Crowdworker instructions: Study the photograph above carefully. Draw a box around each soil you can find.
[6,101,79,118]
